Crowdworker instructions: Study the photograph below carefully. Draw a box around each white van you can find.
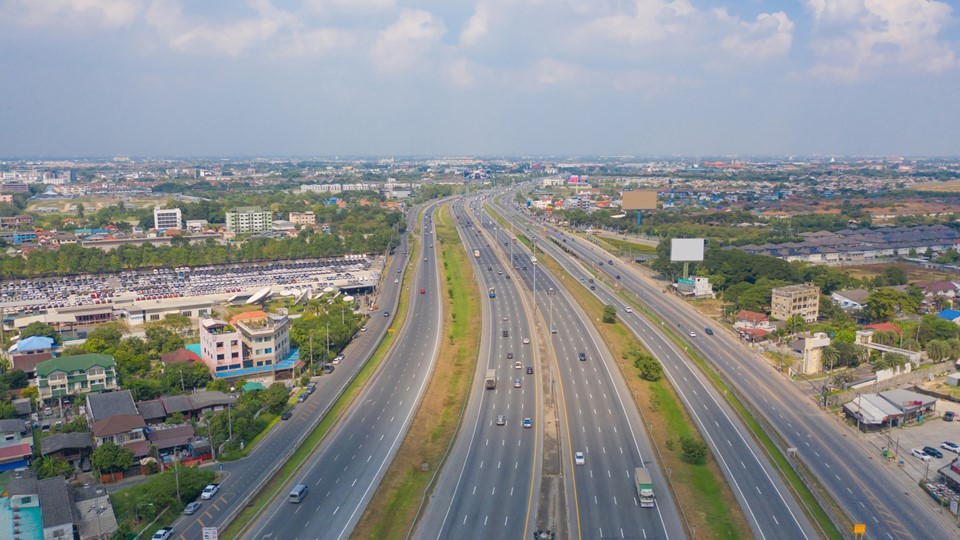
[289,484,308,503]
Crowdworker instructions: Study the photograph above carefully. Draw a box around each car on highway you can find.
[420,288,425,294]
[608,260,614,265]
[522,417,532,428]
[688,331,697,337]
[200,484,220,500]
[911,448,932,461]
[502,330,509,337]
[384,310,390,317]
[625,307,632,313]
[590,285,596,290]
[578,352,586,361]
[514,378,522,388]
[941,441,960,454]
[360,326,367,332]
[183,502,202,515]
[281,411,293,420]
[522,337,530,344]
[574,451,585,465]
[945,411,955,421]
[924,446,944,458]
[496,415,506,426]
[152,528,174,540]
[507,352,513,359]
[502,316,509,321]
[616,274,621,280]
[514,361,522,369]
[526,366,533,374]
[705,327,714,335]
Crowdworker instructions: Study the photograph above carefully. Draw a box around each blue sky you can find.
[0,0,958,158]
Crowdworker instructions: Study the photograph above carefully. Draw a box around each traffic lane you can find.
[533,232,811,538]
[546,222,927,539]
[242,207,443,540]
[173,234,410,539]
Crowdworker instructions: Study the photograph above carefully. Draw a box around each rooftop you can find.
[91,414,145,437]
[36,354,114,377]
[214,348,301,379]
[87,390,137,421]
[38,477,75,529]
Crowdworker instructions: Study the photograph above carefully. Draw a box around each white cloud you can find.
[447,59,474,87]
[162,0,296,57]
[804,0,958,79]
[0,0,144,28]
[370,9,446,74]
[717,11,794,64]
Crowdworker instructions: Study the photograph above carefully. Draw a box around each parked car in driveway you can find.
[941,441,960,454]
[945,411,955,421]
[911,448,932,461]
[924,446,944,458]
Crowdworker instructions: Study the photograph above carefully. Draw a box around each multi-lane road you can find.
[170,214,413,540]
[241,203,445,540]
[496,190,952,540]
[415,199,542,539]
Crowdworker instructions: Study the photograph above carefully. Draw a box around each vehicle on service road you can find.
[945,411,955,422]
[200,484,220,500]
[152,528,174,540]
[911,448,932,461]
[183,502,202,515]
[635,467,656,508]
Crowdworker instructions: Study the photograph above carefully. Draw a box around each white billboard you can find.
[671,238,705,262]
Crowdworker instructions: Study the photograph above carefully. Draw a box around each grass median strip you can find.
[530,242,750,539]
[352,203,481,539]
[221,214,423,540]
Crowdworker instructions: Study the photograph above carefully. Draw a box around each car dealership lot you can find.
[862,399,960,483]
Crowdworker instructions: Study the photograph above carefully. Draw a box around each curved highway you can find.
[242,203,445,540]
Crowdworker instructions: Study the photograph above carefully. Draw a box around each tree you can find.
[20,386,39,409]
[785,314,807,335]
[873,352,909,372]
[882,266,908,286]
[926,339,951,362]
[862,288,918,323]
[823,341,865,369]
[679,436,708,465]
[831,370,857,389]
[0,401,16,419]
[602,305,617,324]
[207,379,230,393]
[634,353,664,382]
[145,326,184,355]
[91,442,135,474]
[20,321,61,345]
[35,456,75,479]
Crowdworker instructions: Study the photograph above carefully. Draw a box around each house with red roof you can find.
[863,322,902,334]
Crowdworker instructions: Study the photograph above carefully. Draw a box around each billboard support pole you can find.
[683,261,689,280]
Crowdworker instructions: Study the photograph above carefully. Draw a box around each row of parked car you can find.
[911,442,960,461]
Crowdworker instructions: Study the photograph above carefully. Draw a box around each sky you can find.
[1,0,959,158]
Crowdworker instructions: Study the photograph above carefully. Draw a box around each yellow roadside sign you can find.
[388,328,396,332]
[853,524,866,534]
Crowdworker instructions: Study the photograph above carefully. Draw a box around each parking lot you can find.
[863,399,960,484]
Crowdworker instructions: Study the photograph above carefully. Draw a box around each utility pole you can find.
[228,404,232,441]
[326,322,330,360]
[310,335,314,371]
[174,459,181,503]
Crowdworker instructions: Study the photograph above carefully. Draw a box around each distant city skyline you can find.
[1,0,958,157]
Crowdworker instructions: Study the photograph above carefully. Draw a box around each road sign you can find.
[853,524,866,534]
[202,527,219,540]
[678,278,694,285]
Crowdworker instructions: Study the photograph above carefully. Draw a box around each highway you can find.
[171,216,414,540]
[474,198,685,539]
[488,197,813,539]
[414,199,541,539]
[241,203,445,540]
[497,191,952,540]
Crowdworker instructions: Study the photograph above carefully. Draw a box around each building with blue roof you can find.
[936,309,960,323]
[9,335,56,354]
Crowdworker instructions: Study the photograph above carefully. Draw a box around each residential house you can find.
[40,433,94,471]
[35,354,117,400]
[91,414,149,458]
[831,289,870,312]
[136,391,234,424]
[734,310,774,342]
[936,309,960,324]
[199,318,244,373]
[7,335,57,378]
[0,418,33,471]
[159,348,200,366]
[39,476,79,540]
[86,390,138,423]
[146,424,196,462]
[863,322,902,334]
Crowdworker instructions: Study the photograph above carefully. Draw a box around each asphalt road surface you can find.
[498,190,953,540]
[474,199,685,539]
[241,203,446,540]
[170,215,416,540]
[490,197,814,539]
[414,199,542,539]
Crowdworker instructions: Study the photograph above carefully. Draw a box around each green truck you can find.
[634,467,655,508]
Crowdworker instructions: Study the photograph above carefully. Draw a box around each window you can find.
[264,348,273,354]
[89,367,104,377]
[150,314,160,321]
[217,354,224,361]
[230,340,238,347]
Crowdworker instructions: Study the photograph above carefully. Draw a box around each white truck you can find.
[634,467,655,508]
[485,369,497,389]
[474,249,481,258]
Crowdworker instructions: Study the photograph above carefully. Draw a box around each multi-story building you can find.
[199,318,244,373]
[0,418,34,470]
[153,206,182,230]
[289,211,316,227]
[35,354,118,400]
[225,206,273,233]
[771,283,820,323]
[230,311,291,369]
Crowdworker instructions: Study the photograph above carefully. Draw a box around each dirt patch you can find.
[913,181,960,193]
[351,205,481,540]
[844,262,957,283]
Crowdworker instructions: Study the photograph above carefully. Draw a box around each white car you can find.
[514,361,522,369]
[394,278,399,283]
[942,441,960,454]
[151,528,173,540]
[522,337,530,344]
[911,448,931,462]
[625,307,633,313]
[574,451,585,465]
[200,484,220,500]
[688,331,697,338]
[332,355,344,365]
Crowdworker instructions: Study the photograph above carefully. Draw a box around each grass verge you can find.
[220,213,423,540]
[352,204,481,539]
[602,236,657,254]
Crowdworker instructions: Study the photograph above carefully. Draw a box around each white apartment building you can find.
[225,206,273,233]
[154,206,182,230]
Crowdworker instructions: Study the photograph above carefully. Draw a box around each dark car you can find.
[924,446,944,458]
[507,352,513,359]
[502,330,509,337]
[281,411,293,420]
[705,328,714,335]
[578,352,587,361]
[322,364,335,374]
[945,411,956,422]
[526,366,533,374]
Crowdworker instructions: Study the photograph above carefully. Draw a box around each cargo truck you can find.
[485,369,497,389]
[474,249,480,258]
[635,467,655,508]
